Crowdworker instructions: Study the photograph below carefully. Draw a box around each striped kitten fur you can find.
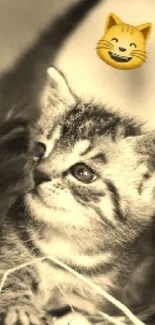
[1,67,155,325]
[0,1,155,324]
[0,0,101,223]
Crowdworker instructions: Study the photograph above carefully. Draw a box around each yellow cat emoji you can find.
[96,13,152,70]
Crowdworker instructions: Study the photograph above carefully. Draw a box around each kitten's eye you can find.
[130,42,136,48]
[69,163,97,184]
[111,37,118,42]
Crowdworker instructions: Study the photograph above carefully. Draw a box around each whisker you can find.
[131,52,147,59]
[98,40,112,45]
[132,52,147,58]
[97,43,112,49]
[132,54,146,62]
[99,39,111,42]
[96,46,111,50]
[131,49,146,53]
[97,43,113,49]
[131,51,147,58]
[97,43,113,48]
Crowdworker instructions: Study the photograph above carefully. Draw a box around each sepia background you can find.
[0,0,155,128]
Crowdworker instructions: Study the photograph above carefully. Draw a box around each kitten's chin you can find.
[24,190,52,221]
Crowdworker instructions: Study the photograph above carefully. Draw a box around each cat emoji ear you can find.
[136,23,152,41]
[47,67,76,107]
[104,13,122,33]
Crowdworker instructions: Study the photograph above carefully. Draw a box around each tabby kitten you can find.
[0,0,101,226]
[1,67,155,325]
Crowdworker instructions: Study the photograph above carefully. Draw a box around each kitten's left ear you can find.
[47,67,76,106]
[136,23,152,41]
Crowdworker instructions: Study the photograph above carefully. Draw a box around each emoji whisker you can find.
[131,50,147,55]
[99,39,111,43]
[131,51,147,58]
[97,43,113,49]
[132,54,146,62]
[96,46,111,50]
[133,54,145,59]
[99,40,112,46]
[131,49,146,53]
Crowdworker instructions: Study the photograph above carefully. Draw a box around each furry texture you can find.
[0,1,155,324]
[0,69,155,324]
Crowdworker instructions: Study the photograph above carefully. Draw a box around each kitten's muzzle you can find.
[34,169,51,186]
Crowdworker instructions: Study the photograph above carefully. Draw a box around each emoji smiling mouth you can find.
[108,51,132,63]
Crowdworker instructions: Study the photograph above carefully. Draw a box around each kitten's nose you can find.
[119,46,126,52]
[34,170,51,186]
[34,142,46,159]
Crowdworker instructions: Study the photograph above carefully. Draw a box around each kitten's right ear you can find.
[47,67,76,107]
[104,13,122,33]
[40,67,76,122]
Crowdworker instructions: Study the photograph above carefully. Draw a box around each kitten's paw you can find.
[0,119,30,154]
[0,119,35,196]
[1,305,43,325]
[53,312,91,325]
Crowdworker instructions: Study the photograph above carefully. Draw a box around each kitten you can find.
[0,0,101,225]
[96,12,152,70]
[1,67,155,324]
[0,1,155,324]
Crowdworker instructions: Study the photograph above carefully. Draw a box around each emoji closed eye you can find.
[130,42,136,48]
[111,37,118,42]
[69,163,98,184]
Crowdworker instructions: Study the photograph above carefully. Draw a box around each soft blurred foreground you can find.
[1,0,155,128]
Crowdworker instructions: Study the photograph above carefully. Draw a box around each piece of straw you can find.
[98,312,127,325]
[0,255,145,325]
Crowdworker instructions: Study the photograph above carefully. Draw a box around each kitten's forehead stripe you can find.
[90,153,107,164]
[47,123,58,140]
[61,103,142,146]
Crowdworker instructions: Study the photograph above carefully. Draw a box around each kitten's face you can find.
[25,70,155,265]
[27,114,155,232]
[96,13,152,70]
